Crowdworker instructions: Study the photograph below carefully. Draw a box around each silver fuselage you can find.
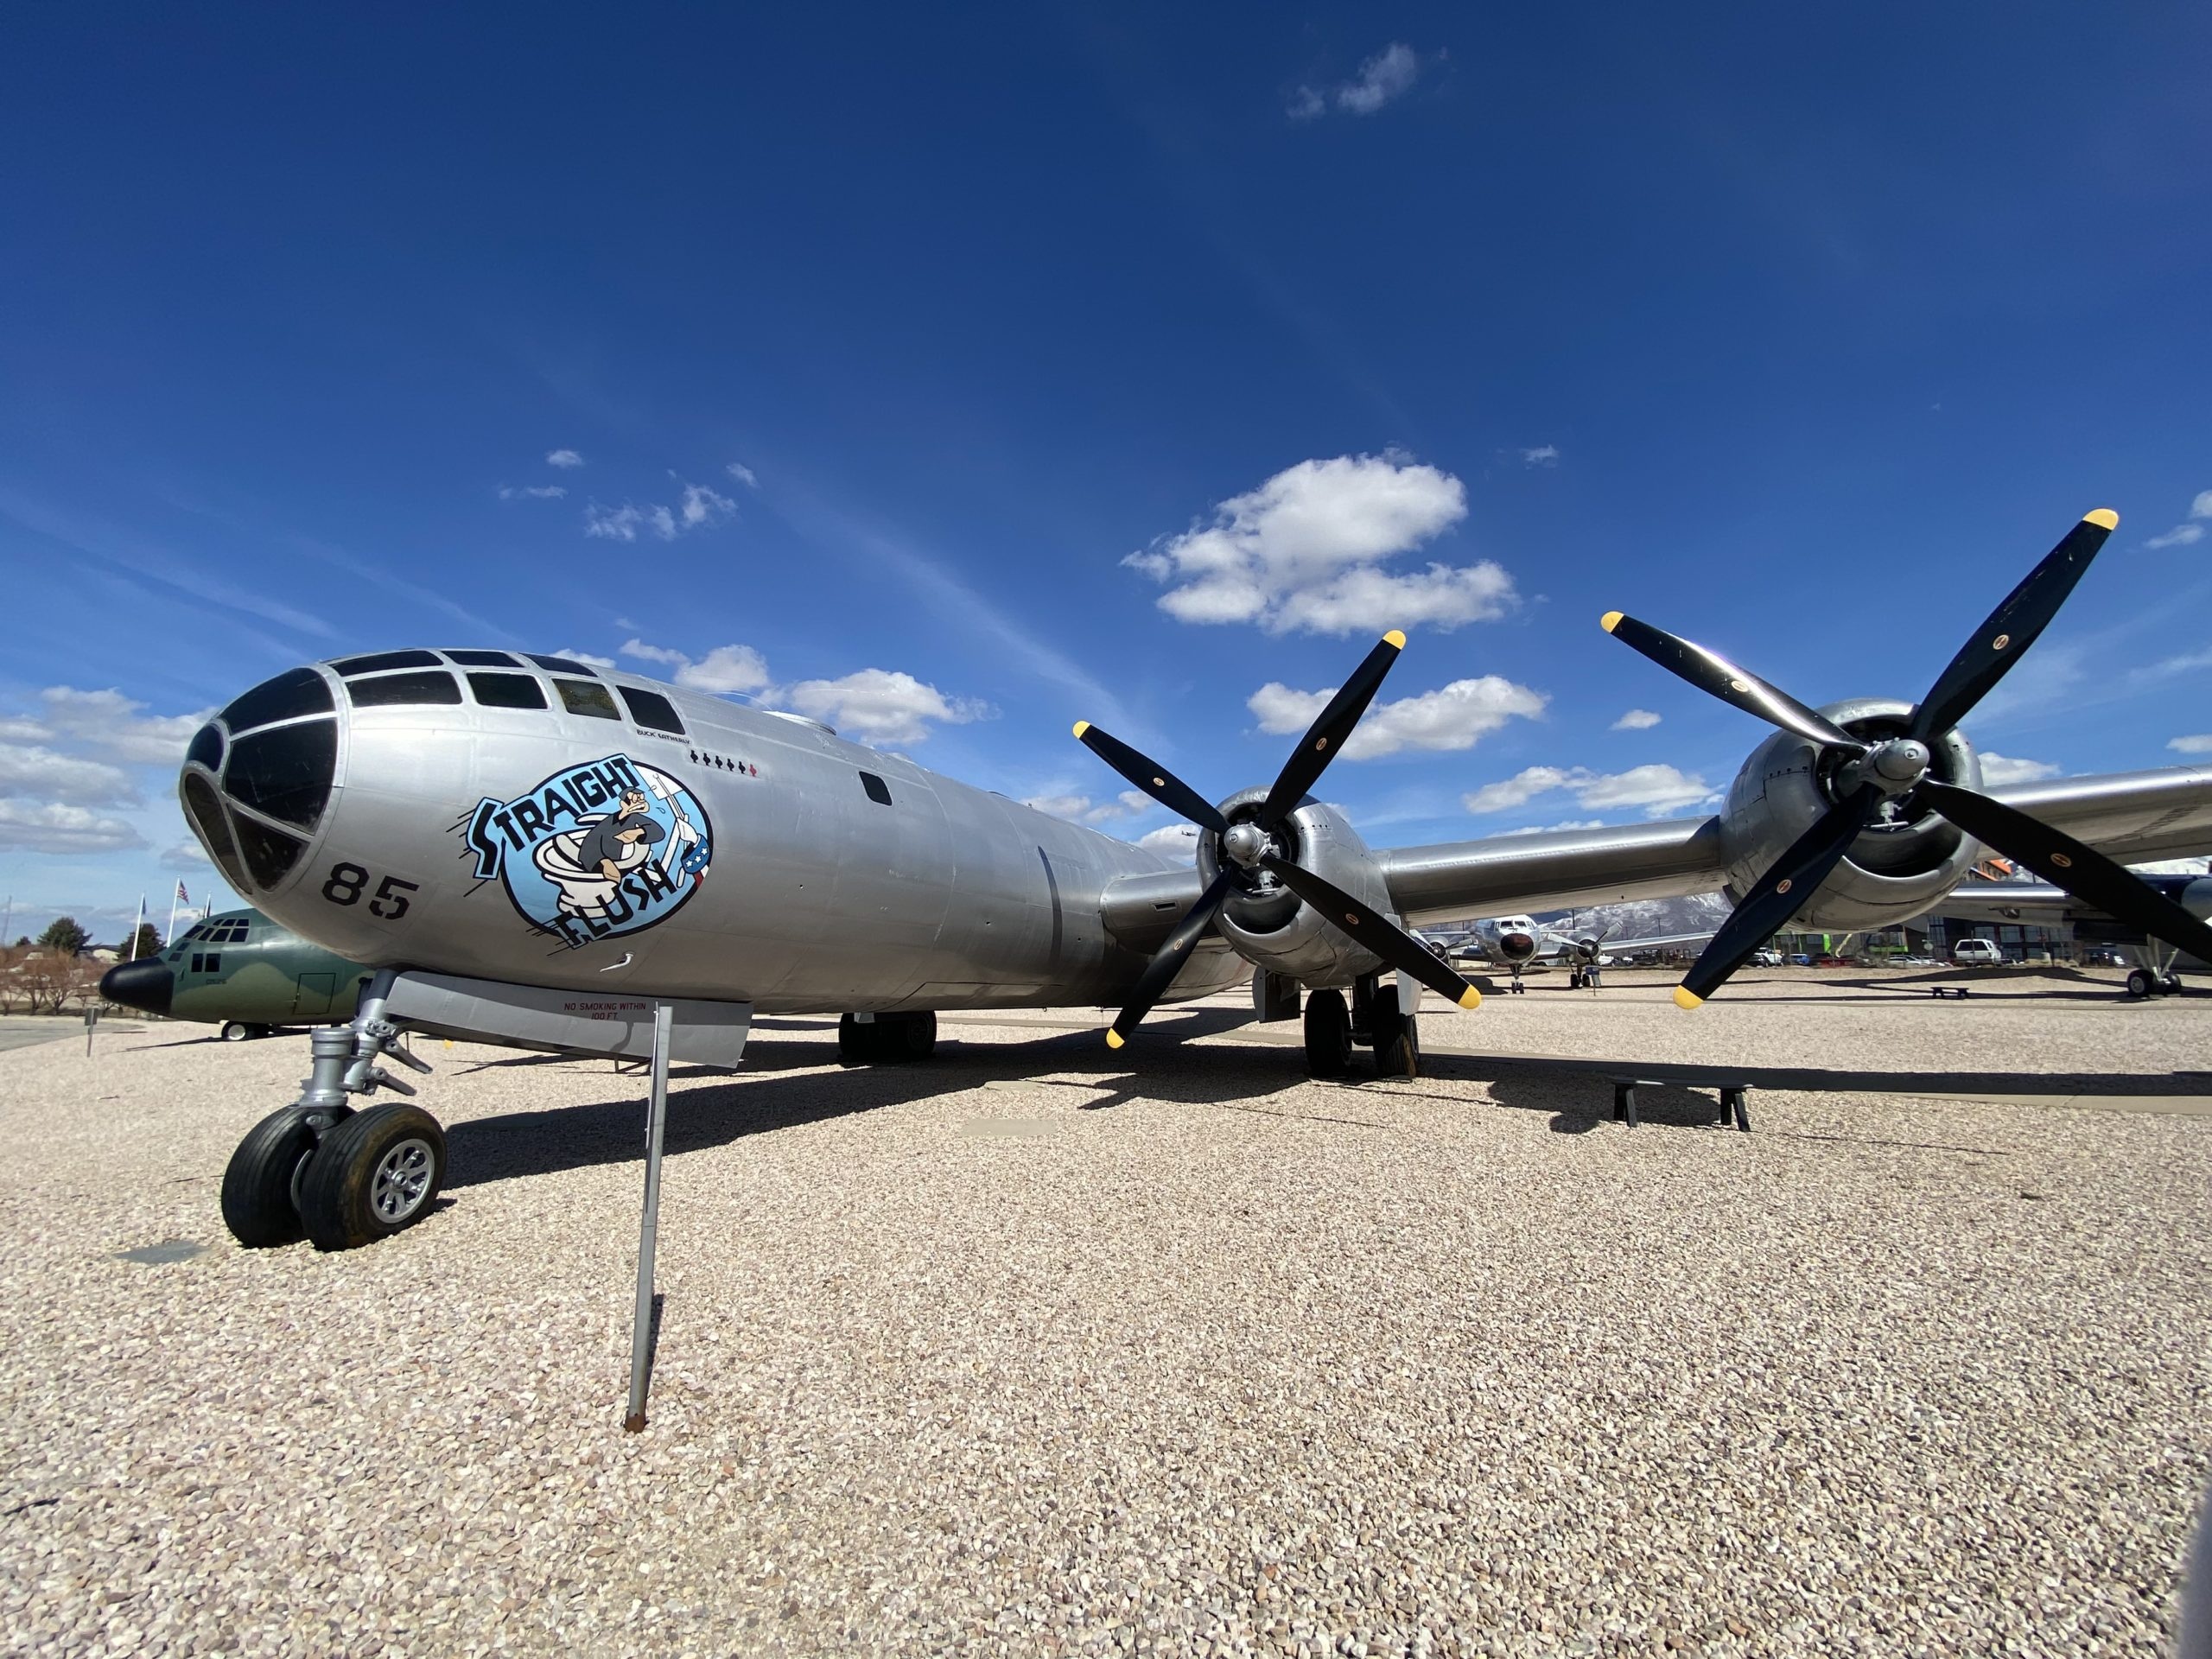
[183,655,1248,1014]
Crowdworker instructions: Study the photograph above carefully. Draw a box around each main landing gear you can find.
[2126,967,2185,999]
[838,1010,938,1064]
[1302,976,1419,1079]
[220,970,442,1252]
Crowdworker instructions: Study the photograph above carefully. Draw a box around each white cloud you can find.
[2170,734,2212,755]
[1248,676,1546,760]
[1023,788,1154,824]
[0,799,146,854]
[727,461,760,488]
[1977,753,2062,785]
[1465,766,1577,815]
[1465,762,1714,818]
[2146,488,2211,548]
[779,670,990,747]
[0,742,139,807]
[546,448,584,469]
[677,480,736,530]
[23,688,208,766]
[1520,445,1560,467]
[1611,709,1662,731]
[499,485,568,501]
[1499,819,1607,837]
[584,479,734,543]
[620,639,772,695]
[1126,454,1512,636]
[1136,823,1202,859]
[1293,42,1424,118]
[552,648,617,670]
[162,839,213,868]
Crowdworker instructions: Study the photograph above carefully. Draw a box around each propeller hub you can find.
[1221,822,1272,868]
[1868,737,1931,791]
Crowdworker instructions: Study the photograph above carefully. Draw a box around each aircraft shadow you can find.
[440,1023,1319,1190]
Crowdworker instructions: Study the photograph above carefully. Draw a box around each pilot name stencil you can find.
[465,753,712,948]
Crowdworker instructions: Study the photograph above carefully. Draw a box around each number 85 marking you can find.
[321,862,421,919]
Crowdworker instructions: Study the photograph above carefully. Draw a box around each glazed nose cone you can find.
[100,958,173,1016]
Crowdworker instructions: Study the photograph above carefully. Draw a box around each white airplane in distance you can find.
[1452,913,1720,990]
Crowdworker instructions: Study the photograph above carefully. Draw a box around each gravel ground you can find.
[2,976,2209,1658]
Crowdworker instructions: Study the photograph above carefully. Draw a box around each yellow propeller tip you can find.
[1457,986,1481,1010]
[1382,629,1407,650]
[1104,1028,1124,1049]
[1672,985,1705,1010]
[1071,720,1091,739]
[2083,508,2119,531]
[1601,610,1624,633]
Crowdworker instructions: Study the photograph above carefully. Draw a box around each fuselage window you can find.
[334,650,442,676]
[859,771,894,805]
[619,686,686,734]
[468,671,549,709]
[530,654,599,675]
[347,671,464,708]
[220,667,333,733]
[189,954,202,974]
[446,649,521,667]
[556,678,621,720]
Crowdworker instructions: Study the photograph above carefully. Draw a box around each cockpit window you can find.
[347,671,463,708]
[232,816,305,889]
[530,654,599,675]
[468,672,548,709]
[555,678,620,720]
[445,649,520,667]
[334,650,442,676]
[182,773,249,891]
[219,668,333,734]
[225,720,337,829]
[187,724,225,772]
[619,686,685,734]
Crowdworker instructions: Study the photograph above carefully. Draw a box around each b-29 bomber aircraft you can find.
[176,508,2212,1252]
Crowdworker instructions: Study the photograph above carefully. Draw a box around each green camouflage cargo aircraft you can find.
[100,907,372,1040]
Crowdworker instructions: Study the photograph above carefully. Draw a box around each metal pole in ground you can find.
[623,1001,674,1433]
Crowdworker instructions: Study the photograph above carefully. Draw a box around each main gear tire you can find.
[1370,1003,1420,1079]
[2126,968,2155,999]
[221,1104,350,1248]
[1303,988,1352,1078]
[296,1103,446,1251]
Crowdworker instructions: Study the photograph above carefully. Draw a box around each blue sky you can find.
[3,3,2209,939]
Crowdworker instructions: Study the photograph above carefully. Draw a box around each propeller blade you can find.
[1256,853,1480,1008]
[1257,631,1406,830]
[1601,612,1863,753]
[1072,721,1226,834]
[1105,868,1236,1049]
[1910,510,2117,742]
[1674,785,1880,1007]
[1917,779,2212,965]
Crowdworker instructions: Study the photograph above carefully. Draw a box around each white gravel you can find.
[2,975,2209,1657]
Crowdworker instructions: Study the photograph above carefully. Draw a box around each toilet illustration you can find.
[533,819,655,921]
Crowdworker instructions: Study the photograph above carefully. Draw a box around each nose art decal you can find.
[464,754,713,948]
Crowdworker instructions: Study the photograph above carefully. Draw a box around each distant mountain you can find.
[1535,892,1733,939]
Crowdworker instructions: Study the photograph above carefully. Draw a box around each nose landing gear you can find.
[219,970,442,1251]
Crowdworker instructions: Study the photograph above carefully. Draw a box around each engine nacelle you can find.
[1198,790,1394,989]
[1720,697,1985,931]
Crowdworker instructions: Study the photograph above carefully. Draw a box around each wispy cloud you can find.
[1611,709,1661,731]
[499,485,568,500]
[2145,489,2209,550]
[1290,42,1427,120]
[1977,752,2061,785]
[2168,734,2212,755]
[546,448,584,469]
[727,461,760,489]
[0,799,146,855]
[583,477,735,543]
[1519,445,1560,467]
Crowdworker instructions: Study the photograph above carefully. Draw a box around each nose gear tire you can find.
[296,1103,447,1251]
[220,1104,350,1248]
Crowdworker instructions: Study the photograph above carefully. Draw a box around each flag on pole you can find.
[175,881,189,904]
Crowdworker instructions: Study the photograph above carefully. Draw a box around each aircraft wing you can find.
[1100,765,2212,950]
[1376,764,2212,927]
[1592,929,1720,956]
